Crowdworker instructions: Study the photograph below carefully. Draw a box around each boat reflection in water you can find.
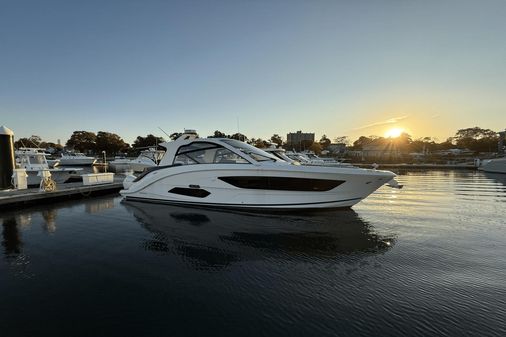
[1,217,23,259]
[41,209,58,233]
[84,197,115,214]
[123,201,395,271]
[484,171,506,186]
[1,215,32,276]
[1,209,59,259]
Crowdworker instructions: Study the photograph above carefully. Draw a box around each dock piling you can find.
[0,126,15,189]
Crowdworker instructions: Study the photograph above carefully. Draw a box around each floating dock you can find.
[0,179,123,209]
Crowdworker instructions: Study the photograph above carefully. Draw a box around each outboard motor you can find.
[0,126,15,189]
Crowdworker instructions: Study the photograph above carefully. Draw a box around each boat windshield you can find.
[174,142,249,165]
[270,151,291,162]
[221,139,278,162]
[29,154,46,165]
[140,150,165,163]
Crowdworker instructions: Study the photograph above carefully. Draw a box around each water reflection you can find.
[2,217,23,257]
[123,201,395,271]
[15,213,32,229]
[41,209,58,233]
[483,172,506,186]
[1,215,32,276]
[85,198,115,214]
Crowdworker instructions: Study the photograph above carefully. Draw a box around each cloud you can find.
[431,114,440,119]
[353,115,409,131]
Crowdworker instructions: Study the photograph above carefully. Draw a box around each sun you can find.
[385,127,404,138]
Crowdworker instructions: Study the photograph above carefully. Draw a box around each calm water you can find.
[1,170,505,337]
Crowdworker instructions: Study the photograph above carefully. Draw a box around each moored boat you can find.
[108,148,165,172]
[120,131,400,210]
[15,148,82,185]
[60,152,97,166]
[129,148,164,172]
[479,157,506,174]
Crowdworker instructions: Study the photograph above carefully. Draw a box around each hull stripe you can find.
[124,196,362,207]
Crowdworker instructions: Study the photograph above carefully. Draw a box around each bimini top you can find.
[158,132,285,167]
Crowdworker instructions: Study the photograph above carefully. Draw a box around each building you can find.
[286,131,315,145]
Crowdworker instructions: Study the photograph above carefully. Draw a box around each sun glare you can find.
[385,127,404,138]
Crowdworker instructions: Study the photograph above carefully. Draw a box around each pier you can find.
[0,179,123,209]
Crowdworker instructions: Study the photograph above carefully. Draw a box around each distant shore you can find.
[354,163,477,170]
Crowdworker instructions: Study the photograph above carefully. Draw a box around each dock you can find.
[0,179,124,209]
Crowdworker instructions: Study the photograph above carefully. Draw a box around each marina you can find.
[2,1,506,335]
[1,169,505,337]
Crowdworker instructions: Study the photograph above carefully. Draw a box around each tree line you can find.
[14,131,164,156]
[13,126,502,156]
[350,127,500,154]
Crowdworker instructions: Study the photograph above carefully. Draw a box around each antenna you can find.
[29,137,41,148]
[158,127,171,139]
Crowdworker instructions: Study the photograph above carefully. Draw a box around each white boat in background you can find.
[129,148,164,172]
[479,157,506,174]
[60,152,97,166]
[263,147,300,164]
[47,159,60,168]
[108,156,131,172]
[120,131,400,210]
[15,148,82,185]
[108,148,165,172]
[278,149,354,168]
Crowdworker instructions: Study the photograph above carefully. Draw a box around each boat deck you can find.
[0,177,124,209]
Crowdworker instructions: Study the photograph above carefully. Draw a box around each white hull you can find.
[129,162,154,172]
[108,160,156,173]
[121,165,393,210]
[108,160,131,172]
[479,157,506,174]
[26,169,76,186]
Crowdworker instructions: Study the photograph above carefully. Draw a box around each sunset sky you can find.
[1,0,505,144]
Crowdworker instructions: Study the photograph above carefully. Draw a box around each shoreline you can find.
[353,163,477,170]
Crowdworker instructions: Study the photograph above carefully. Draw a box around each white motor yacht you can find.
[129,148,165,172]
[108,155,131,171]
[266,148,354,168]
[479,157,506,174]
[108,149,165,172]
[284,150,354,168]
[263,147,300,164]
[120,131,400,210]
[60,152,97,166]
[16,148,82,185]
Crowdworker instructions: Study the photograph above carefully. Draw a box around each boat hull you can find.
[59,158,97,166]
[480,158,506,174]
[120,165,394,210]
[26,169,77,186]
[129,162,150,172]
[108,161,131,172]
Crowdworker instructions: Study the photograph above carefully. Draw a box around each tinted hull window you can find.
[218,176,344,191]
